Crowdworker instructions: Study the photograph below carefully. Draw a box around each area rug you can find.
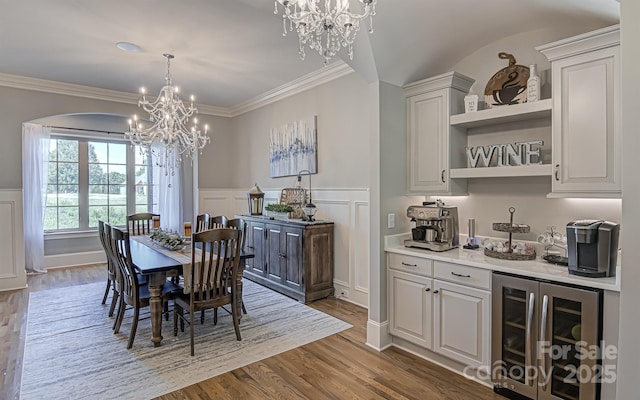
[21,280,351,400]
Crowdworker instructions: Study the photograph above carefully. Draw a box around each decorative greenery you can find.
[265,203,294,213]
[149,229,185,250]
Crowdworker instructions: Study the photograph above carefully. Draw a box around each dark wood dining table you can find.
[129,237,254,347]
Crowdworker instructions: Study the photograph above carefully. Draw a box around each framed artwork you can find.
[269,116,317,178]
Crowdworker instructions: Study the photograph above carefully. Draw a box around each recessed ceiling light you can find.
[116,42,141,52]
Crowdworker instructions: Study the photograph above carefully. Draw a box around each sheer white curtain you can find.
[153,144,183,233]
[22,123,51,273]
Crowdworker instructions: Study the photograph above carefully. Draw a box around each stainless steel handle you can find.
[526,292,535,387]
[441,169,446,183]
[554,164,560,181]
[451,272,471,278]
[401,262,417,267]
[540,294,549,391]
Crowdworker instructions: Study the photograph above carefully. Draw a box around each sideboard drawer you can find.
[433,260,491,290]
[389,253,433,277]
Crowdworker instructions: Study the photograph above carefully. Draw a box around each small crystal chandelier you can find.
[127,53,210,175]
[274,0,377,65]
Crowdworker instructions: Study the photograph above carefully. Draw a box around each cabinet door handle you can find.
[279,253,286,259]
[526,292,535,387]
[401,262,417,267]
[433,290,439,294]
[247,245,254,250]
[554,164,560,181]
[451,272,471,278]
[425,288,431,292]
[441,169,446,183]
[540,294,549,391]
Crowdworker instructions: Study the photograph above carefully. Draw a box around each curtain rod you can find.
[48,126,126,135]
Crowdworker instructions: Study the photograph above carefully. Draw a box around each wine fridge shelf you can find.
[555,306,582,316]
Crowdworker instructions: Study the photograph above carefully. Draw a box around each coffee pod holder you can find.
[484,207,536,261]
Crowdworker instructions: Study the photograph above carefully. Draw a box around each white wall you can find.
[616,1,640,397]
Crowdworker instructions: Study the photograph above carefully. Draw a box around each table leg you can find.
[148,273,166,347]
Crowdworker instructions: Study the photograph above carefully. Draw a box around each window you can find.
[45,135,158,232]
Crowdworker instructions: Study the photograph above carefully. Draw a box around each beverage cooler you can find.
[492,272,603,400]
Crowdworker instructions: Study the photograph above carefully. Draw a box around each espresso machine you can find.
[566,220,619,277]
[405,202,459,252]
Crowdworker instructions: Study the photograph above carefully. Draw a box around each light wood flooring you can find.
[0,264,504,400]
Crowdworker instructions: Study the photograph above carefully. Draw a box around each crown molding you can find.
[0,60,355,119]
[0,72,139,105]
[227,60,355,117]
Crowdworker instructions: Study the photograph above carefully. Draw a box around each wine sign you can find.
[466,140,543,168]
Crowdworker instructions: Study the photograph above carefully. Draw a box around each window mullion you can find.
[78,141,89,230]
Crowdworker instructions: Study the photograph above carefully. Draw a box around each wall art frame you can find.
[269,115,317,178]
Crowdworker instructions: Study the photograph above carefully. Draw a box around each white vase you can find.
[527,64,541,102]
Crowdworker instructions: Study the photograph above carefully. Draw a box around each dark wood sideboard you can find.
[238,215,334,303]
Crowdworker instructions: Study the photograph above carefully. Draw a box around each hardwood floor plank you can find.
[1,263,504,400]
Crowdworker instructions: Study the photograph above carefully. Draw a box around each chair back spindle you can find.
[127,213,160,236]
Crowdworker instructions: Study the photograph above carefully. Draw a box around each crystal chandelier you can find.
[274,0,377,64]
[127,53,210,175]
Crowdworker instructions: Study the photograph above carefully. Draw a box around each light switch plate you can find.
[387,213,395,229]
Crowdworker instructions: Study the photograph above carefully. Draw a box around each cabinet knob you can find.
[555,164,560,181]
[433,290,439,294]
[279,253,286,258]
[425,288,431,292]
[441,170,446,183]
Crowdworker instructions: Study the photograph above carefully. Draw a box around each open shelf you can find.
[450,98,552,128]
[450,164,553,179]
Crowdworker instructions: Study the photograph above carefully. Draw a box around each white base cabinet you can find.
[433,280,490,368]
[388,254,491,370]
[389,269,433,349]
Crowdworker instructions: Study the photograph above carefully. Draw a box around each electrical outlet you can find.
[387,213,395,229]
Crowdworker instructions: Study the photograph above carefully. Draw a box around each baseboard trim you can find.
[365,319,391,351]
[44,250,105,269]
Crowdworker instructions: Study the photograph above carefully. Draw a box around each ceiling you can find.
[0,1,620,111]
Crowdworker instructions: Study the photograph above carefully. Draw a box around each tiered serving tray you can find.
[484,207,536,261]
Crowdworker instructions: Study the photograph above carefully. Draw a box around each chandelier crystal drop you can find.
[127,53,210,176]
[274,0,377,65]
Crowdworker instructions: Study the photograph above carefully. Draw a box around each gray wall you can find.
[0,87,209,255]
[225,73,371,190]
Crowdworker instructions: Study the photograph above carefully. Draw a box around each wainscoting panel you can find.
[198,188,370,308]
[0,190,26,291]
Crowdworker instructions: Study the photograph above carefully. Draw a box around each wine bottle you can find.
[527,64,541,102]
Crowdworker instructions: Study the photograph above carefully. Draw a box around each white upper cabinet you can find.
[538,25,621,198]
[405,72,473,195]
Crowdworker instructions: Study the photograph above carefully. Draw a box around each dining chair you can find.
[195,213,211,233]
[173,228,243,356]
[209,215,229,229]
[98,220,119,317]
[111,226,181,349]
[227,218,248,316]
[127,213,160,236]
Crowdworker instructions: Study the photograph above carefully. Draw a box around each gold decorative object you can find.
[484,52,530,108]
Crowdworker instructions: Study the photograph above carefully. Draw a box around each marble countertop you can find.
[385,233,620,292]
